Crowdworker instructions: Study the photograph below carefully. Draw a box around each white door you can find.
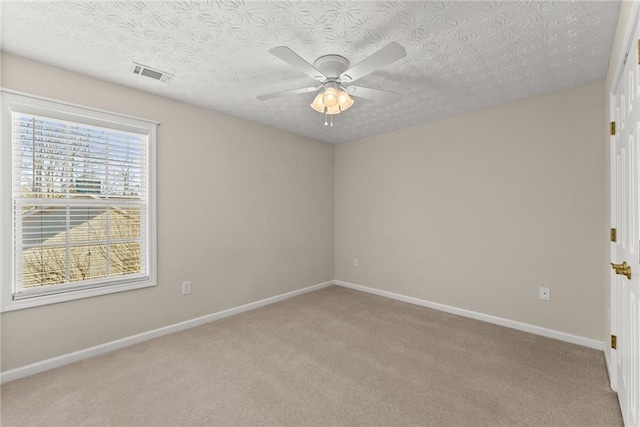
[611,21,640,427]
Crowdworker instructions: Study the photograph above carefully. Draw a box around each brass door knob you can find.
[611,261,632,279]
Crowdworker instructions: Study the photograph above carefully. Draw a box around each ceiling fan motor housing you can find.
[313,54,350,80]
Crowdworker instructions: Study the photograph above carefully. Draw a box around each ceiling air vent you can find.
[131,62,174,82]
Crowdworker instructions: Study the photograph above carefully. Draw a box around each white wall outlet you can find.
[539,286,550,301]
[352,257,359,267]
[182,281,192,295]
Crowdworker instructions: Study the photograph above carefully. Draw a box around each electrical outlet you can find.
[539,286,550,301]
[182,281,191,295]
[352,257,359,267]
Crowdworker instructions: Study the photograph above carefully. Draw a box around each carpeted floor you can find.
[1,286,622,426]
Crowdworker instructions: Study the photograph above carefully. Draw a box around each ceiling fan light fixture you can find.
[310,85,355,116]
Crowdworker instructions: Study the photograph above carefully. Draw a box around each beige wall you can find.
[604,1,638,361]
[335,81,606,340]
[0,53,335,371]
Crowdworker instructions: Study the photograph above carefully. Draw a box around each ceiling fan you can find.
[257,42,407,126]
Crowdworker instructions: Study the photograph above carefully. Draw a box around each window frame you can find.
[0,89,157,312]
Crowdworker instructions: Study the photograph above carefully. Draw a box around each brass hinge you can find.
[611,334,617,350]
[637,39,640,64]
[611,121,616,136]
[611,228,617,242]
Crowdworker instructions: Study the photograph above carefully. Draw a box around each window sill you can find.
[0,280,156,312]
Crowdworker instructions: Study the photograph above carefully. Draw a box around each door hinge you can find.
[637,39,640,64]
[611,121,616,136]
[611,228,617,242]
[611,334,617,349]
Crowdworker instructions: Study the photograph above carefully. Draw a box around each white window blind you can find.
[11,111,150,299]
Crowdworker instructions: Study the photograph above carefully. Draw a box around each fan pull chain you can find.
[322,111,334,127]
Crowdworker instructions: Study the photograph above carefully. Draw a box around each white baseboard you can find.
[334,280,604,351]
[0,280,334,384]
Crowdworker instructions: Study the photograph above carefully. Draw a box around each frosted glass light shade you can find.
[337,90,354,111]
[322,87,339,107]
[310,93,325,113]
[326,104,341,115]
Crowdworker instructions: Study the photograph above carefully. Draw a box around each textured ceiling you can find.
[1,1,621,144]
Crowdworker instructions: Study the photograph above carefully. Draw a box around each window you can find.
[1,90,157,311]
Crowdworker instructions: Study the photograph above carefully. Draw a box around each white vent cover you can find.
[131,62,173,82]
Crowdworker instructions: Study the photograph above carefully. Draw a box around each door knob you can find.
[611,261,632,279]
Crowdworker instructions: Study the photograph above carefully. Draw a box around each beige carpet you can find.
[1,286,622,426]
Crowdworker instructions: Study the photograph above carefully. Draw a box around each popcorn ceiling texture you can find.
[0,1,620,143]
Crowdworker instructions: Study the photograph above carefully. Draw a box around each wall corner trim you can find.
[334,280,605,351]
[0,280,334,384]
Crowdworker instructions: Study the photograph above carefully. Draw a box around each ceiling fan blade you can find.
[340,42,407,83]
[346,86,402,103]
[257,86,319,101]
[269,46,326,82]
